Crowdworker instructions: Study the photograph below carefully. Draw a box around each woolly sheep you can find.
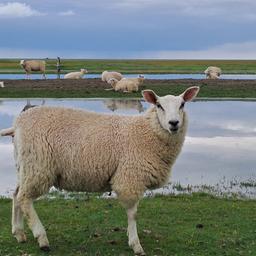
[64,69,88,79]
[108,75,145,93]
[3,86,199,255]
[204,66,222,79]
[101,71,123,83]
[20,60,46,79]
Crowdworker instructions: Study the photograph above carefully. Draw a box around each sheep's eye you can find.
[180,102,185,110]
[156,103,164,111]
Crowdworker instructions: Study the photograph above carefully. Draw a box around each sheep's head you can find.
[81,69,88,74]
[108,78,118,87]
[20,60,25,66]
[142,86,200,134]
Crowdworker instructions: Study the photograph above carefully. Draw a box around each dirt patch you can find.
[1,78,256,98]
[3,78,256,90]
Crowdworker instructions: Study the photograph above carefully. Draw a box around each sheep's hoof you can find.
[135,251,146,256]
[13,230,27,243]
[40,246,50,252]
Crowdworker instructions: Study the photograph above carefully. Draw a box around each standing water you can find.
[0,99,256,197]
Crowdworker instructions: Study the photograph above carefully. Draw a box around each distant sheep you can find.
[204,66,222,79]
[1,86,199,255]
[108,75,145,93]
[0,81,4,88]
[64,69,88,79]
[101,71,123,83]
[20,60,46,79]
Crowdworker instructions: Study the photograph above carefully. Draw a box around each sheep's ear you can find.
[180,86,200,102]
[142,90,158,105]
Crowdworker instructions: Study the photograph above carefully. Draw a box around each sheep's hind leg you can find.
[12,186,26,243]
[18,193,50,251]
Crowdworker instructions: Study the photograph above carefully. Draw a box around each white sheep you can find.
[3,86,199,255]
[0,81,4,88]
[107,75,145,93]
[101,71,123,83]
[204,66,222,79]
[20,60,46,79]
[64,69,88,79]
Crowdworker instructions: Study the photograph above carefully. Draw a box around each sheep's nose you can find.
[169,120,179,127]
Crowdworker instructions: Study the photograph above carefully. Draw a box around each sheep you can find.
[204,66,222,79]
[0,81,4,88]
[20,60,46,79]
[107,75,145,93]
[101,71,123,83]
[3,86,199,255]
[64,69,88,79]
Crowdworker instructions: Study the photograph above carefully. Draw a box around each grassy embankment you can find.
[1,59,256,74]
[1,78,256,98]
[1,193,256,256]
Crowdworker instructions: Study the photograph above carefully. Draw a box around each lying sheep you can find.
[107,75,145,93]
[20,60,46,79]
[2,86,199,255]
[64,69,88,79]
[204,66,222,79]
[101,71,123,83]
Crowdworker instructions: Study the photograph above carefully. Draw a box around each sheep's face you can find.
[81,69,88,74]
[142,87,200,134]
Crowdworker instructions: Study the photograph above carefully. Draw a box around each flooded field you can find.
[0,99,256,197]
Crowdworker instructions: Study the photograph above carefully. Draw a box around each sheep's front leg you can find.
[126,203,145,255]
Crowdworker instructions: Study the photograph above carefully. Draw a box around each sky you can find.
[1,0,256,59]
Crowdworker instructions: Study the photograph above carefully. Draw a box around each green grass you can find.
[1,79,256,98]
[1,59,256,74]
[1,194,256,255]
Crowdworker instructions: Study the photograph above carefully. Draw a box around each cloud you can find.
[135,41,256,59]
[58,10,75,16]
[0,2,45,18]
[1,40,256,59]
[110,0,256,22]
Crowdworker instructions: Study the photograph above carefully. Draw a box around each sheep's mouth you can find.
[169,127,179,133]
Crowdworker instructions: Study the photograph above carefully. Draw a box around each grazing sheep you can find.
[101,71,123,83]
[204,66,222,79]
[64,69,88,79]
[0,81,4,88]
[107,75,145,93]
[3,86,199,255]
[20,60,46,79]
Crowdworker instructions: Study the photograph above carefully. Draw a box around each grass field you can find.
[1,193,256,256]
[0,78,256,98]
[1,59,256,74]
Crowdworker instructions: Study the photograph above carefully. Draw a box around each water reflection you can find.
[0,99,256,197]
[103,99,145,113]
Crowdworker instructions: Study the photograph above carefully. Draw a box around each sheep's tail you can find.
[0,127,15,137]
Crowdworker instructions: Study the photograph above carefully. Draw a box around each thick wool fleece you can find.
[13,106,187,206]
[101,71,123,82]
